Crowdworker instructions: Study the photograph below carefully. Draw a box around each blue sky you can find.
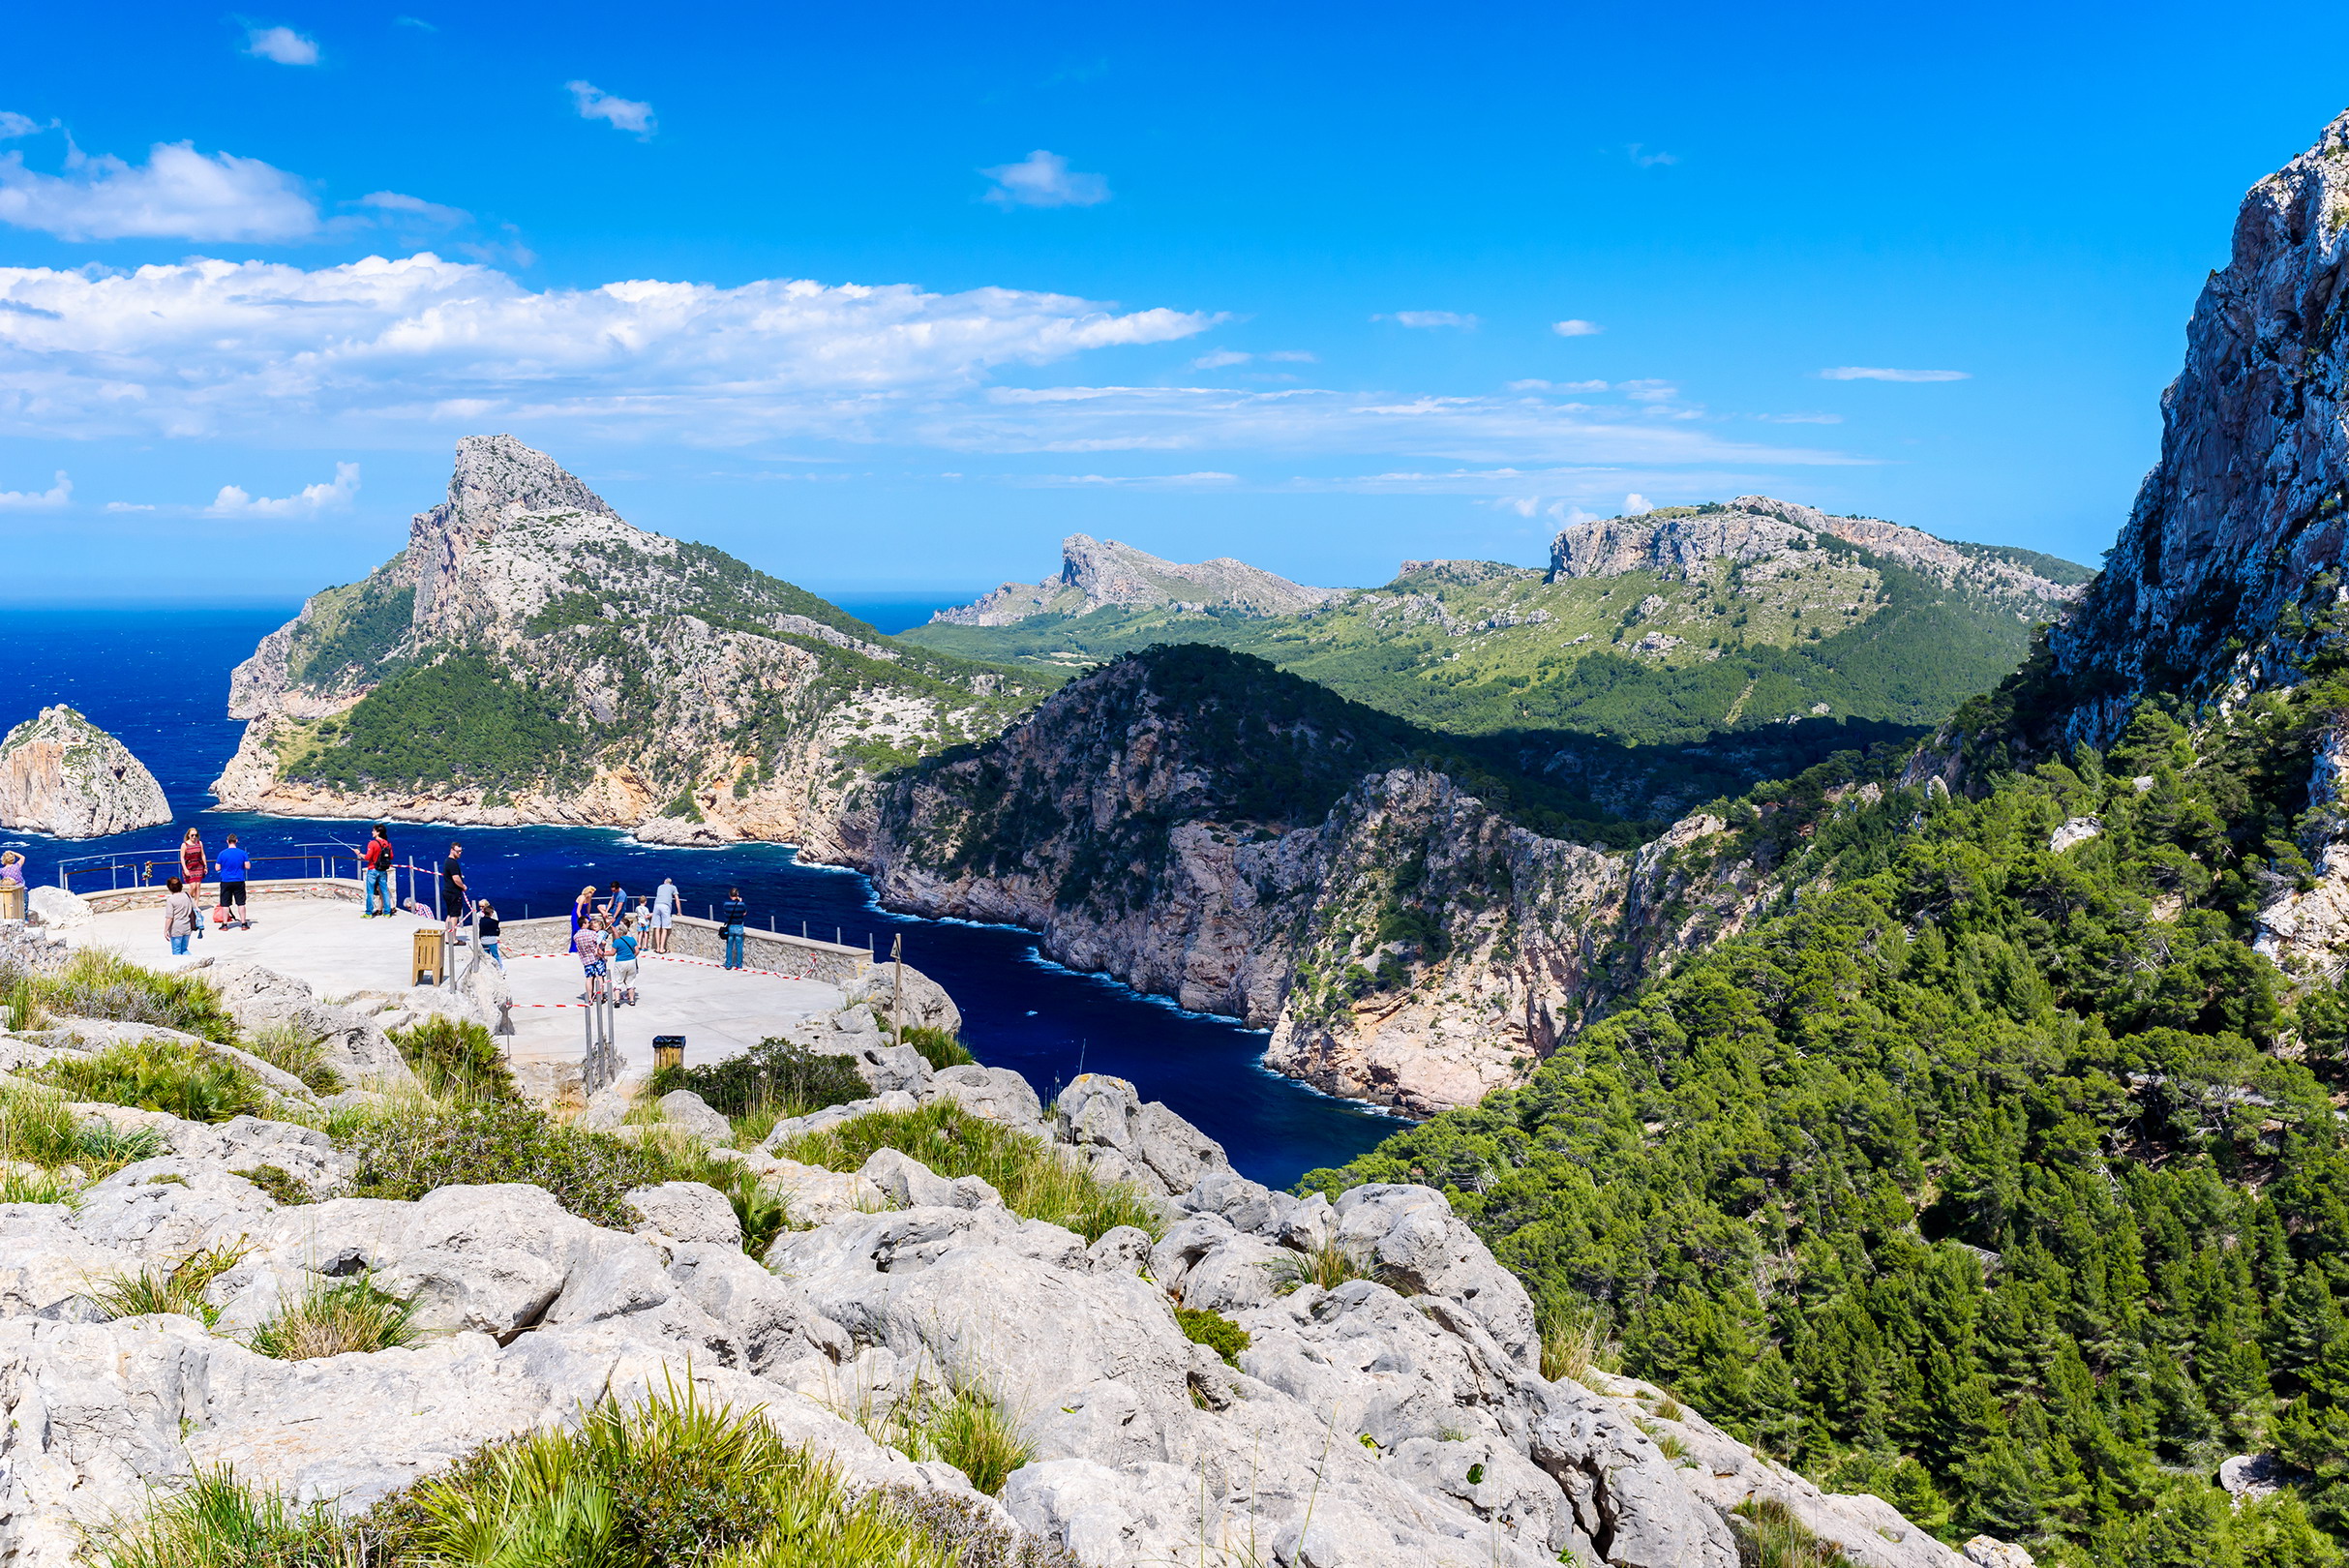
[1,1,2345,605]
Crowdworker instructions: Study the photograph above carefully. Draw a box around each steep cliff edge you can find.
[214,436,1051,853]
[850,645,1799,1115]
[0,706,171,839]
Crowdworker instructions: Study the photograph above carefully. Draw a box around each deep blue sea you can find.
[0,608,1401,1188]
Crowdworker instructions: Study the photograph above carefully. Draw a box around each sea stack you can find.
[0,705,173,839]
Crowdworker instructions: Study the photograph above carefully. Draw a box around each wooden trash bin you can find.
[652,1036,685,1073]
[411,927,445,986]
[0,884,24,922]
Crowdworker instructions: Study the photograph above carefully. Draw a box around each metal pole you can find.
[890,934,903,1042]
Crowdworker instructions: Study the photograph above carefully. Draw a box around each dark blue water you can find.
[0,609,1401,1187]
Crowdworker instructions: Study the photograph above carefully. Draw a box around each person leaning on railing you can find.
[720,888,748,970]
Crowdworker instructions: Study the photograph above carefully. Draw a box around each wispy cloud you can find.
[980,149,1110,208]
[205,461,359,518]
[1263,349,1316,362]
[0,112,46,140]
[359,190,469,226]
[1626,144,1677,167]
[567,80,656,137]
[1818,367,1971,382]
[1380,311,1478,330]
[1024,471,1238,487]
[0,470,69,509]
[1616,379,1679,402]
[394,15,437,29]
[1757,411,1844,424]
[1191,348,1251,370]
[245,26,319,65]
[1510,378,1608,393]
[0,134,319,241]
[1551,318,1603,337]
[104,500,155,512]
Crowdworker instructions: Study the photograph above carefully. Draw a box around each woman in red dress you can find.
[179,828,207,903]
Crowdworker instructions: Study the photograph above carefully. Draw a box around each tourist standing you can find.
[361,826,393,918]
[577,913,612,1001]
[1,851,26,923]
[179,828,207,904]
[162,875,199,956]
[612,917,641,1006]
[215,833,252,929]
[569,884,596,952]
[440,843,467,943]
[650,874,677,953]
[601,879,627,920]
[720,887,748,970]
[475,900,505,972]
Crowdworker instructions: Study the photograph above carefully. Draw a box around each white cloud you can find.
[360,190,469,226]
[1626,144,1677,167]
[0,112,45,140]
[1026,471,1238,487]
[0,253,1220,444]
[567,81,656,136]
[1192,349,1251,369]
[0,140,318,241]
[394,15,437,29]
[245,26,320,65]
[1624,493,1653,514]
[1757,411,1843,424]
[205,461,358,518]
[1818,367,1971,382]
[1510,378,1608,393]
[981,150,1109,208]
[1382,311,1478,329]
[1616,379,1678,402]
[104,500,155,512]
[0,470,68,508]
[1551,318,1603,337]
[1263,349,1317,362]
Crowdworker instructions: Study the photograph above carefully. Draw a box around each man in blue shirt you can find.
[215,833,253,929]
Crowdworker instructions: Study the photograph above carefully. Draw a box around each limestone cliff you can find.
[0,706,171,839]
[930,533,1338,627]
[213,436,1049,853]
[847,646,1784,1115]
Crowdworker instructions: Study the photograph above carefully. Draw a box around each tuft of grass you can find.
[341,1100,668,1231]
[775,1101,1161,1242]
[1538,1311,1602,1384]
[91,1241,250,1326]
[895,1026,977,1071]
[1174,1305,1251,1368]
[31,1040,267,1125]
[1269,1239,1371,1295]
[103,1467,353,1568]
[648,1038,868,1121]
[386,1017,516,1103]
[1729,1497,1852,1568]
[1,1166,77,1204]
[0,1082,168,1182]
[229,1164,310,1206]
[246,1273,415,1360]
[33,950,238,1043]
[242,1024,343,1096]
[913,1384,1033,1496]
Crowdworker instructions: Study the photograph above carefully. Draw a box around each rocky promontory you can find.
[0,705,172,839]
[931,533,1338,627]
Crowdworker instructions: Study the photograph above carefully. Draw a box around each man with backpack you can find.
[361,826,393,918]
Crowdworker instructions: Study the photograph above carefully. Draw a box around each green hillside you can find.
[903,511,2087,747]
[1310,678,2349,1566]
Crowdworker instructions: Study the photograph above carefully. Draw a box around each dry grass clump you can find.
[245,1273,416,1360]
[91,1241,249,1325]
[1269,1238,1372,1295]
[0,1082,167,1198]
[1729,1496,1852,1567]
[775,1101,1160,1243]
[242,1024,344,1096]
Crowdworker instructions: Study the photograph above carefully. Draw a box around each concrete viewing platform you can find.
[61,879,865,1087]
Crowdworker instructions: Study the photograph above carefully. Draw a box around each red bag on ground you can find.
[212,905,231,927]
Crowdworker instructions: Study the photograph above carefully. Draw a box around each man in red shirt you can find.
[361,825,394,918]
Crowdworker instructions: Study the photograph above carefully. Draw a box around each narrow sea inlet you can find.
[0,608,1400,1189]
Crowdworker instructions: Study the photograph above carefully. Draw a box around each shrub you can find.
[241,1025,343,1096]
[896,1026,977,1071]
[341,1101,672,1230]
[246,1273,415,1360]
[1174,1306,1250,1368]
[648,1038,868,1121]
[229,1164,309,1207]
[0,1082,167,1179]
[32,950,237,1043]
[1268,1239,1370,1295]
[386,1017,516,1103]
[92,1242,249,1325]
[1729,1497,1852,1568]
[775,1101,1162,1242]
[867,1486,1081,1567]
[103,1467,350,1568]
[33,1040,267,1124]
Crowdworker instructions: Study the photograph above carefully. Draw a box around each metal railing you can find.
[56,841,363,892]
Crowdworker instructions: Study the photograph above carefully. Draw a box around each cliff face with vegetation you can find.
[214,437,1050,852]
[0,706,172,839]
[850,645,1822,1115]
[930,532,1337,634]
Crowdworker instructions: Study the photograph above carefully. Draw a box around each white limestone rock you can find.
[656,1089,732,1143]
[24,886,90,929]
[623,1181,743,1248]
[2048,816,2102,853]
[0,706,171,839]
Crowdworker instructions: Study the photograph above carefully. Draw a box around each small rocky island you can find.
[0,705,172,839]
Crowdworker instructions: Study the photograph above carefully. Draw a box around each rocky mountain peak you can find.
[0,704,172,839]
[2047,107,2349,740]
[407,435,630,639]
[931,533,1337,626]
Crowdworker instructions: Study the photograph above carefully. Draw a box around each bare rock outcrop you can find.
[0,706,171,839]
[933,533,1339,626]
